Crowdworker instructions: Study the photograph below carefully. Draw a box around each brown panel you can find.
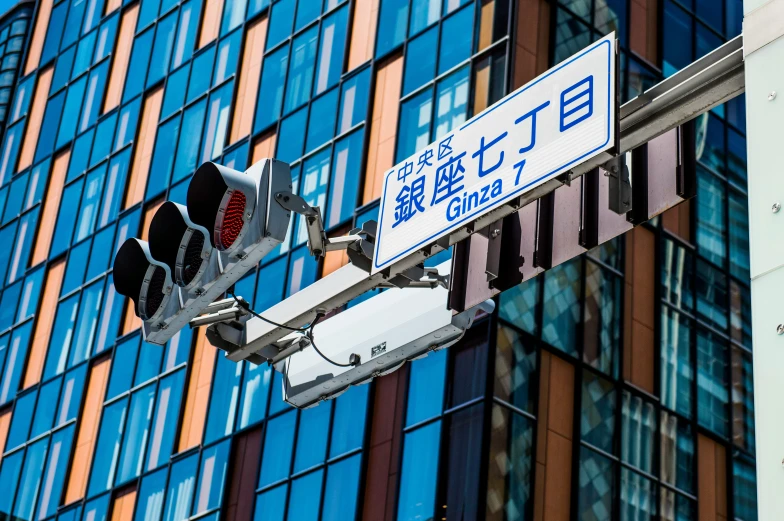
[514,0,550,89]
[698,435,728,521]
[363,56,403,204]
[477,0,495,51]
[225,428,263,521]
[125,87,163,209]
[178,329,216,452]
[252,132,277,163]
[630,321,655,393]
[361,365,409,521]
[105,0,122,15]
[473,58,491,115]
[632,227,655,330]
[198,0,224,49]
[110,486,137,521]
[0,409,10,463]
[630,0,658,64]
[24,259,65,388]
[347,0,379,71]
[103,5,139,113]
[23,0,53,74]
[31,148,69,265]
[65,357,111,504]
[548,355,575,438]
[535,351,551,466]
[19,67,54,171]
[543,432,573,521]
[622,276,633,382]
[230,18,268,144]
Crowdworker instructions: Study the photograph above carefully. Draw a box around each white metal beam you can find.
[743,0,784,516]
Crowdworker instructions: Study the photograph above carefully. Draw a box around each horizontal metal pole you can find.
[228,35,746,362]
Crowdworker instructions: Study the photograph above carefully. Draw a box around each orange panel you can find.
[64,357,111,504]
[251,133,277,163]
[178,329,216,452]
[110,486,137,521]
[478,0,495,51]
[105,0,122,16]
[198,0,225,49]
[0,409,10,463]
[23,0,53,74]
[141,198,164,242]
[125,87,163,209]
[363,56,403,204]
[473,59,491,115]
[322,249,349,278]
[104,5,139,113]
[18,67,54,172]
[347,0,379,71]
[23,259,65,388]
[122,297,141,334]
[230,18,268,144]
[31,148,69,265]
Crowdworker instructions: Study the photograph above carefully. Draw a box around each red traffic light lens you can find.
[217,190,247,250]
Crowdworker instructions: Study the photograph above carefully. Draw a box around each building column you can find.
[742,0,784,517]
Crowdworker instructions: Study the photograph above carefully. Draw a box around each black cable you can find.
[305,312,357,368]
[228,293,310,332]
[229,292,358,368]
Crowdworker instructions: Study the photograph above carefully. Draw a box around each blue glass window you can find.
[406,349,446,425]
[117,384,156,484]
[44,295,80,379]
[163,454,198,521]
[578,447,615,521]
[30,378,60,438]
[72,31,97,79]
[193,440,230,514]
[36,425,76,520]
[17,267,45,323]
[434,66,469,138]
[660,411,695,494]
[313,7,349,96]
[286,246,318,297]
[0,280,21,330]
[172,1,201,70]
[396,88,432,162]
[238,362,270,430]
[542,259,581,356]
[438,5,474,73]
[277,108,308,163]
[80,61,109,132]
[201,81,234,162]
[254,47,288,132]
[13,438,49,521]
[59,365,88,425]
[661,307,692,418]
[284,26,318,114]
[293,404,330,473]
[0,121,24,184]
[325,128,363,227]
[134,339,163,386]
[62,0,88,50]
[397,421,441,521]
[254,485,287,521]
[0,450,23,517]
[663,1,693,76]
[258,411,296,487]
[94,14,119,62]
[51,179,84,257]
[337,68,370,133]
[321,455,361,520]
[212,30,241,85]
[329,385,368,457]
[36,90,67,160]
[204,355,241,444]
[3,173,26,224]
[107,335,137,398]
[115,98,141,151]
[376,0,408,57]
[75,164,107,242]
[0,321,32,405]
[91,115,117,167]
[123,29,154,103]
[163,66,189,118]
[187,46,215,103]
[147,12,178,87]
[296,0,320,30]
[134,468,167,521]
[221,0,247,35]
[696,167,726,266]
[294,149,330,245]
[403,27,438,95]
[148,116,181,197]
[7,209,39,284]
[254,256,287,311]
[41,1,68,66]
[286,470,323,521]
[93,276,123,354]
[581,371,616,453]
[267,0,296,50]
[172,99,206,184]
[696,328,729,436]
[7,389,36,448]
[305,89,338,153]
[70,280,104,366]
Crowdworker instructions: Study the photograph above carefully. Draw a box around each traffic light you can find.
[113,158,292,345]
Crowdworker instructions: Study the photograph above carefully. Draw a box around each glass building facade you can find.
[0,0,756,520]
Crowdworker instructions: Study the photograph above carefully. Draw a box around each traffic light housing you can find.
[113,158,292,345]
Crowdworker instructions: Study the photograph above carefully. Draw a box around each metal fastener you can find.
[770,91,778,101]
[773,202,781,214]
[777,324,784,335]
[491,229,501,238]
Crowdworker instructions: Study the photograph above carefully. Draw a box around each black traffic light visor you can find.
[149,202,212,287]
[113,238,171,320]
